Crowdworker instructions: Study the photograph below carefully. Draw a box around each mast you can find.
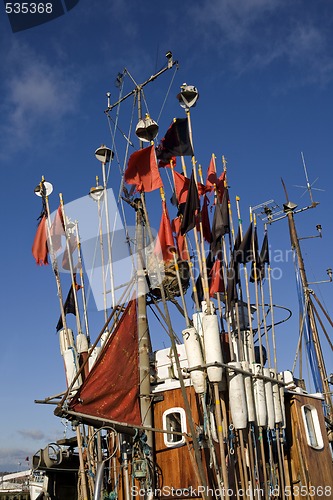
[283,200,332,421]
[106,52,178,448]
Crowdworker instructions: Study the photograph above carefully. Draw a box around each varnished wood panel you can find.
[285,393,333,498]
[153,386,211,494]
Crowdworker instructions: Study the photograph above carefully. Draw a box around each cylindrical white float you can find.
[76,332,89,354]
[59,328,75,356]
[278,372,286,428]
[270,369,283,425]
[182,327,206,394]
[192,312,204,352]
[88,346,101,371]
[241,361,255,422]
[63,347,82,391]
[203,313,223,383]
[253,363,267,427]
[228,361,248,429]
[263,367,275,430]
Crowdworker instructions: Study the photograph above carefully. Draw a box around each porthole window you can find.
[301,404,324,450]
[162,407,187,448]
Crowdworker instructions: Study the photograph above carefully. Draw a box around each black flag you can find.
[192,251,215,305]
[249,227,260,282]
[156,118,194,161]
[56,285,76,332]
[180,171,200,235]
[235,223,253,264]
[253,232,270,281]
[210,189,230,255]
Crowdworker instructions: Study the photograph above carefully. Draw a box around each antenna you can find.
[294,152,324,206]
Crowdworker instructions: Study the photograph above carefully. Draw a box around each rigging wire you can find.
[157,64,178,124]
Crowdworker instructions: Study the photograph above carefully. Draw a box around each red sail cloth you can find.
[69,300,141,426]
[124,145,163,192]
[32,215,48,265]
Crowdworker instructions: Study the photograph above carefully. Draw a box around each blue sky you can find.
[0,1,332,472]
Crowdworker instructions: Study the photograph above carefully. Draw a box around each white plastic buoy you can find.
[241,361,256,422]
[88,346,101,371]
[182,327,206,394]
[76,332,89,354]
[271,369,283,425]
[63,347,82,391]
[278,372,286,428]
[59,328,75,356]
[192,312,204,351]
[203,313,223,383]
[263,368,275,430]
[228,361,248,429]
[253,364,267,427]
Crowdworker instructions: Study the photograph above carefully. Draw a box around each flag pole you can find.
[74,221,90,342]
[139,186,211,497]
[170,162,201,311]
[91,175,109,325]
[59,193,82,335]
[249,208,268,496]
[235,196,256,364]
[186,108,211,311]
[219,159,238,362]
[37,178,68,337]
[36,181,89,500]
[265,224,277,372]
[159,187,190,327]
[59,193,90,500]
[208,154,226,329]
[250,210,265,367]
[95,147,116,310]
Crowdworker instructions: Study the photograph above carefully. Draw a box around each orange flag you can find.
[205,155,225,203]
[173,170,206,205]
[155,201,175,262]
[32,215,48,266]
[209,257,225,296]
[124,145,163,192]
[172,217,189,261]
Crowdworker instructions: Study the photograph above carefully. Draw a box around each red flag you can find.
[206,155,217,190]
[173,170,206,205]
[61,236,77,271]
[205,156,225,203]
[172,217,189,261]
[124,145,163,192]
[200,194,212,243]
[32,215,48,266]
[69,300,141,427]
[155,201,175,262]
[50,206,65,252]
[209,257,225,296]
[173,171,190,205]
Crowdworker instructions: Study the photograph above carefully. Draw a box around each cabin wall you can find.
[284,392,333,498]
[153,386,213,496]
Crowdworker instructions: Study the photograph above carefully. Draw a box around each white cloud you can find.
[0,448,31,471]
[0,39,80,154]
[190,0,333,85]
[17,429,45,440]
